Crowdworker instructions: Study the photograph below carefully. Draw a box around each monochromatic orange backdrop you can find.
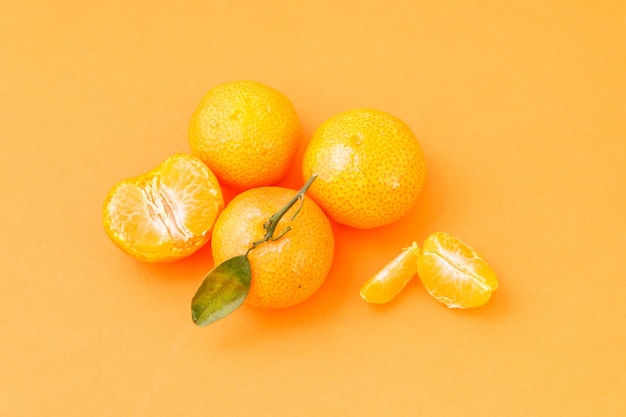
[2,1,625,415]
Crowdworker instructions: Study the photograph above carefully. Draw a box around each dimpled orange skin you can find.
[211,186,335,309]
[102,154,224,263]
[188,80,302,190]
[302,108,426,229]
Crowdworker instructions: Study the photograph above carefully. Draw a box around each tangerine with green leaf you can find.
[210,181,335,309]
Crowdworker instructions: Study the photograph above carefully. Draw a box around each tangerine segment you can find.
[360,242,419,304]
[417,232,498,308]
[211,186,334,309]
[103,154,224,262]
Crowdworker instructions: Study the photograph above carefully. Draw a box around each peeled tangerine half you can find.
[360,242,420,304]
[103,154,224,262]
[417,232,498,308]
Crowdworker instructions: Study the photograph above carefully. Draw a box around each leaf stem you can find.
[248,174,317,253]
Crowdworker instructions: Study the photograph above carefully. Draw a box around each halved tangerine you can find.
[417,232,498,308]
[360,242,419,304]
[103,153,224,262]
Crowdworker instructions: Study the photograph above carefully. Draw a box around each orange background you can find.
[2,1,625,415]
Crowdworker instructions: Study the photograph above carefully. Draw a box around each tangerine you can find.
[211,185,334,309]
[417,232,499,308]
[102,154,224,262]
[302,108,426,229]
[188,80,302,190]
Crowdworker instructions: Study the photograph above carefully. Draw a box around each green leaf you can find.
[191,255,251,326]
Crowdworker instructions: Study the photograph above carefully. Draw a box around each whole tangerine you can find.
[211,185,335,309]
[302,108,426,229]
[188,80,302,190]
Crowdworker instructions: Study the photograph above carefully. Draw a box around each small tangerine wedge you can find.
[360,242,419,304]
[103,154,224,262]
[417,232,498,308]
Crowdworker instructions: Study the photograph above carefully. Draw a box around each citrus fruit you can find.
[302,108,426,229]
[188,80,302,190]
[360,242,420,304]
[102,153,224,262]
[417,232,498,308]
[211,185,334,309]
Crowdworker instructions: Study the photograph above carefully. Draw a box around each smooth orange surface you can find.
[2,1,625,415]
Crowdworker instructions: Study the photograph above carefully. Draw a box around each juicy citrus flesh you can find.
[417,232,498,308]
[103,154,224,262]
[302,108,426,229]
[211,186,335,309]
[360,242,419,304]
[189,80,302,190]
